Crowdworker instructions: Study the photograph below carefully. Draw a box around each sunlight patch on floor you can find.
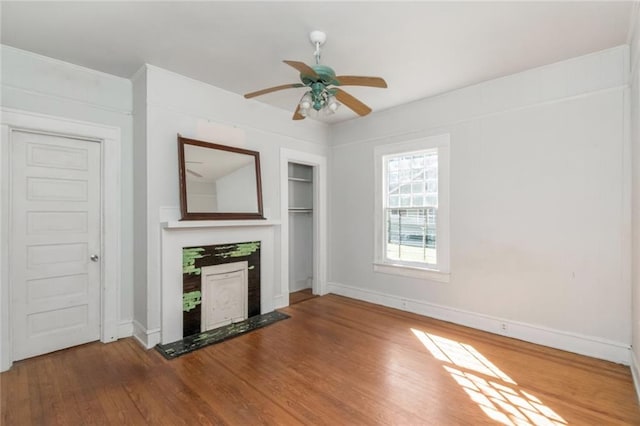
[411,328,566,426]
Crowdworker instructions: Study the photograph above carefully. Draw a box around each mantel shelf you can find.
[162,219,281,230]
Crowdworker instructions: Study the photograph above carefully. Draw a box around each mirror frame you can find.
[178,135,265,220]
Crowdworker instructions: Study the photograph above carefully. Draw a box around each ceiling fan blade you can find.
[283,60,319,78]
[187,169,203,178]
[335,75,388,88]
[244,83,304,99]
[292,104,305,120]
[334,88,372,116]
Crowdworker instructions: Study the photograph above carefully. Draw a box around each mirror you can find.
[178,135,265,220]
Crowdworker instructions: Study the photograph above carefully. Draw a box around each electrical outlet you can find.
[500,322,508,333]
[401,299,408,309]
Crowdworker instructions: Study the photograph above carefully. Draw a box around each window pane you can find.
[385,207,437,265]
[384,149,439,266]
[425,180,436,193]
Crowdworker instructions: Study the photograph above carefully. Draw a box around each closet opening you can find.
[287,162,318,305]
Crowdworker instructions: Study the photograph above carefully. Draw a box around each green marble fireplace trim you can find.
[156,311,290,359]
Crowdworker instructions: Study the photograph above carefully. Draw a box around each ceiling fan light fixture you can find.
[299,92,312,111]
[327,95,340,113]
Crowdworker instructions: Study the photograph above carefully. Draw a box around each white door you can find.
[10,130,101,361]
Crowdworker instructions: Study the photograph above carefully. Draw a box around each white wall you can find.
[289,212,313,291]
[0,46,135,334]
[628,1,640,399]
[134,65,330,345]
[131,66,148,342]
[329,45,631,363]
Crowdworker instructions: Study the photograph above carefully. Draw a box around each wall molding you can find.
[1,44,130,83]
[132,320,161,349]
[118,321,134,339]
[273,294,287,310]
[1,45,132,114]
[146,101,327,148]
[327,282,631,365]
[332,85,628,150]
[1,85,132,116]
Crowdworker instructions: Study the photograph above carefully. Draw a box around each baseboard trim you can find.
[631,350,640,403]
[132,320,161,349]
[273,294,288,310]
[327,282,630,365]
[118,320,133,339]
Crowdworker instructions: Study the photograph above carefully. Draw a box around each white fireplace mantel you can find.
[160,219,281,344]
[162,219,281,229]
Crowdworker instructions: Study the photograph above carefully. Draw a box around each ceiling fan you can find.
[244,30,387,120]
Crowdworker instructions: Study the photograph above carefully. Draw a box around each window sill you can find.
[373,262,450,283]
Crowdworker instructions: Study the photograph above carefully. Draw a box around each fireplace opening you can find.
[182,241,260,337]
[201,262,248,331]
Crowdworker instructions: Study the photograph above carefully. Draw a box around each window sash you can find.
[384,207,437,267]
[383,149,438,268]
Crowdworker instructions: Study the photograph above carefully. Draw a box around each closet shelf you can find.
[288,207,313,212]
[288,177,312,183]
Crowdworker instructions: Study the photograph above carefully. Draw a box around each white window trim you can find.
[373,134,450,282]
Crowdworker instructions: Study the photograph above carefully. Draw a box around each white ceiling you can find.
[0,1,634,123]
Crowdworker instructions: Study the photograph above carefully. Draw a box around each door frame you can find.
[279,149,327,307]
[0,108,122,371]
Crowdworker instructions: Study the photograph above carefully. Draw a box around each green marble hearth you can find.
[156,311,290,359]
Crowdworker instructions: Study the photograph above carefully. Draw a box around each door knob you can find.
[90,254,99,262]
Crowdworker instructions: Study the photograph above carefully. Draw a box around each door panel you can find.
[27,211,88,235]
[27,274,88,302]
[27,177,88,201]
[11,130,101,361]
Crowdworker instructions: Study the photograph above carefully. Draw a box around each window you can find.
[374,134,450,281]
[385,150,438,265]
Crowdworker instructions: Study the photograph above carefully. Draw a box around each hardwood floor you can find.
[2,294,639,425]
[289,288,317,305]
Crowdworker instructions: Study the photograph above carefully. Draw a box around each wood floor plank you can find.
[289,288,316,305]
[1,294,639,425]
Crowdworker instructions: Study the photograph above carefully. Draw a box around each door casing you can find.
[279,149,328,307]
[0,108,122,371]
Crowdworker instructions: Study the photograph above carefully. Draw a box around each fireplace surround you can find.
[161,220,279,344]
[183,244,258,337]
